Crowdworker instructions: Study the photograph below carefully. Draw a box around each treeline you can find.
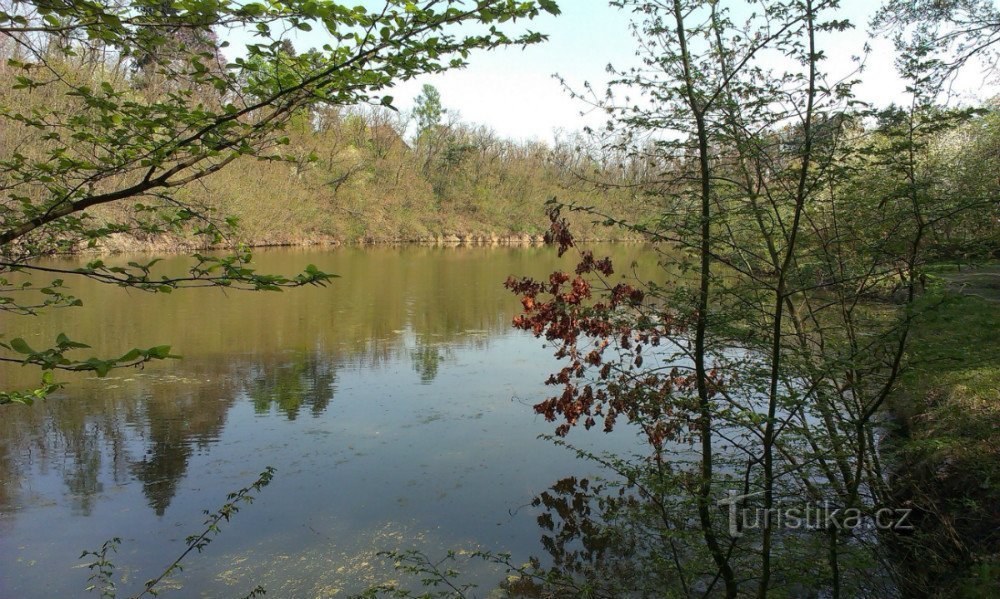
[582,104,1000,267]
[189,102,640,246]
[2,46,995,255]
[0,47,635,250]
[201,91,1000,258]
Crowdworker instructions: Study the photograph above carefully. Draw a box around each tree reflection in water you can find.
[247,353,338,420]
[0,245,663,597]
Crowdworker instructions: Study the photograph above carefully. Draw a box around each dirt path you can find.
[939,265,1000,302]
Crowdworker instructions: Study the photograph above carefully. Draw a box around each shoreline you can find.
[53,232,644,256]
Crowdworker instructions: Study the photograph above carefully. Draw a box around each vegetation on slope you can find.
[889,282,1000,596]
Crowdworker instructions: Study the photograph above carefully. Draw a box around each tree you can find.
[413,83,445,135]
[0,0,561,403]
[503,0,989,595]
[873,0,1000,91]
[412,83,452,177]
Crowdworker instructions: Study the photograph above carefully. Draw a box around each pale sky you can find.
[386,0,997,142]
[244,0,998,143]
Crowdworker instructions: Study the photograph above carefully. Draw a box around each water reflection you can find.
[132,383,239,515]
[411,341,450,384]
[247,353,338,420]
[0,244,659,597]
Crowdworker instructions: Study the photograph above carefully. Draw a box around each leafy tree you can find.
[413,83,445,135]
[0,0,561,403]
[499,0,994,595]
[874,0,1000,90]
[412,83,453,178]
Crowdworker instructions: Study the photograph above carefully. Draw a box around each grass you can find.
[888,286,1000,597]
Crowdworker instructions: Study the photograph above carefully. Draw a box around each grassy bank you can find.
[888,283,1000,596]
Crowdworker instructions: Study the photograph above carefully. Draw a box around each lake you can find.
[0,244,661,598]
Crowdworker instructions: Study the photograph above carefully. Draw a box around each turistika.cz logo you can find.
[717,490,914,538]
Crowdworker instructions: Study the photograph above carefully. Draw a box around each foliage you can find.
[364,0,998,594]
[0,0,561,396]
[414,84,445,135]
[493,0,998,596]
[0,370,63,405]
[81,537,123,599]
[873,0,1000,90]
[142,103,638,244]
[3,0,998,596]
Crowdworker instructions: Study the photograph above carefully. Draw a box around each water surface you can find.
[0,244,660,597]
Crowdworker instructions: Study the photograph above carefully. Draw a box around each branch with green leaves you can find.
[80,467,277,599]
[2,1,562,396]
[1,0,561,255]
[0,332,179,405]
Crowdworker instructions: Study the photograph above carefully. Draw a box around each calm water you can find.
[0,244,661,598]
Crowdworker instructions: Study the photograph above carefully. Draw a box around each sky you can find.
[389,0,637,141]
[253,0,999,143]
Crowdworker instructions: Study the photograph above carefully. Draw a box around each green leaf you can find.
[148,345,176,359]
[9,338,34,355]
[118,349,142,362]
[538,0,561,15]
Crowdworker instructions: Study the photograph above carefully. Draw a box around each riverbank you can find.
[887,276,1000,596]
[61,230,644,255]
